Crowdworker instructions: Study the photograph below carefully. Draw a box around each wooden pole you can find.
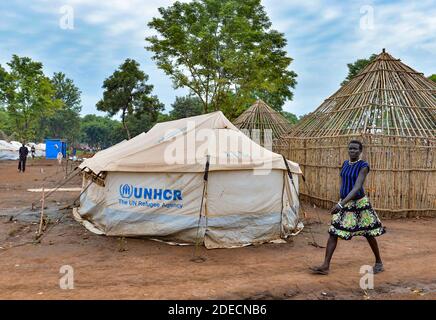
[65,158,68,178]
[37,186,45,237]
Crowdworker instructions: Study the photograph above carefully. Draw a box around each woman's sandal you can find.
[373,262,384,274]
[309,266,329,275]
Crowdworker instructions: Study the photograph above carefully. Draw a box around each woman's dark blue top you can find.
[340,160,370,200]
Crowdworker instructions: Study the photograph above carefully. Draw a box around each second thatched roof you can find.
[233,100,293,145]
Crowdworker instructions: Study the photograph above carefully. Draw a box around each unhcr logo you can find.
[119,184,134,198]
[119,184,183,201]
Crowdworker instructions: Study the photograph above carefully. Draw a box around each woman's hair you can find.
[349,140,363,151]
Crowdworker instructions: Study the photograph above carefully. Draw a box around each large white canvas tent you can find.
[76,111,302,248]
[0,140,19,160]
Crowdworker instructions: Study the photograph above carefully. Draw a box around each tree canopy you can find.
[341,54,377,86]
[38,72,82,143]
[51,72,82,113]
[96,58,164,139]
[169,95,203,120]
[280,111,299,125]
[0,55,62,141]
[80,114,122,149]
[0,107,12,137]
[146,0,297,117]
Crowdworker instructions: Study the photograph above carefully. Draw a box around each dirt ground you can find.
[0,159,435,300]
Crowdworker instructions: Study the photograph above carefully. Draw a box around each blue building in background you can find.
[45,139,67,159]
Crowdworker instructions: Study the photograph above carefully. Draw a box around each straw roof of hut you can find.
[234,99,293,142]
[286,49,436,139]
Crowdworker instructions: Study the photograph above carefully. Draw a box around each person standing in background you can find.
[18,143,29,173]
[31,145,36,159]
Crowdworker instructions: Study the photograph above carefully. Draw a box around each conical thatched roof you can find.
[234,100,293,143]
[287,49,436,138]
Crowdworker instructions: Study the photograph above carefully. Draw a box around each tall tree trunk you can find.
[24,114,29,143]
[121,109,131,140]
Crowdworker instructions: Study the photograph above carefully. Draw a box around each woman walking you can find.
[310,140,386,275]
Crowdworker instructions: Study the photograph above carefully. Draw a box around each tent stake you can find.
[37,186,45,238]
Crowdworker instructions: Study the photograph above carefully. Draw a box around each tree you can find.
[428,74,436,83]
[42,108,81,142]
[38,72,82,143]
[0,66,12,135]
[51,72,82,113]
[80,115,122,149]
[169,95,203,120]
[0,65,8,108]
[96,59,164,139]
[341,54,377,86]
[123,111,159,138]
[0,107,13,137]
[0,55,62,141]
[146,0,297,116]
[280,111,299,125]
[157,112,172,123]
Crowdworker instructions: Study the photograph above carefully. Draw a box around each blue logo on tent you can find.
[119,184,134,198]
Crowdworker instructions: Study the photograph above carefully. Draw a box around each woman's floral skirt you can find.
[329,196,386,240]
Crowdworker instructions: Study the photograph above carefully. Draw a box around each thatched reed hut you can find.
[276,49,436,218]
[234,99,293,148]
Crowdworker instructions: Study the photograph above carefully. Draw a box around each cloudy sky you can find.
[1,0,435,117]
